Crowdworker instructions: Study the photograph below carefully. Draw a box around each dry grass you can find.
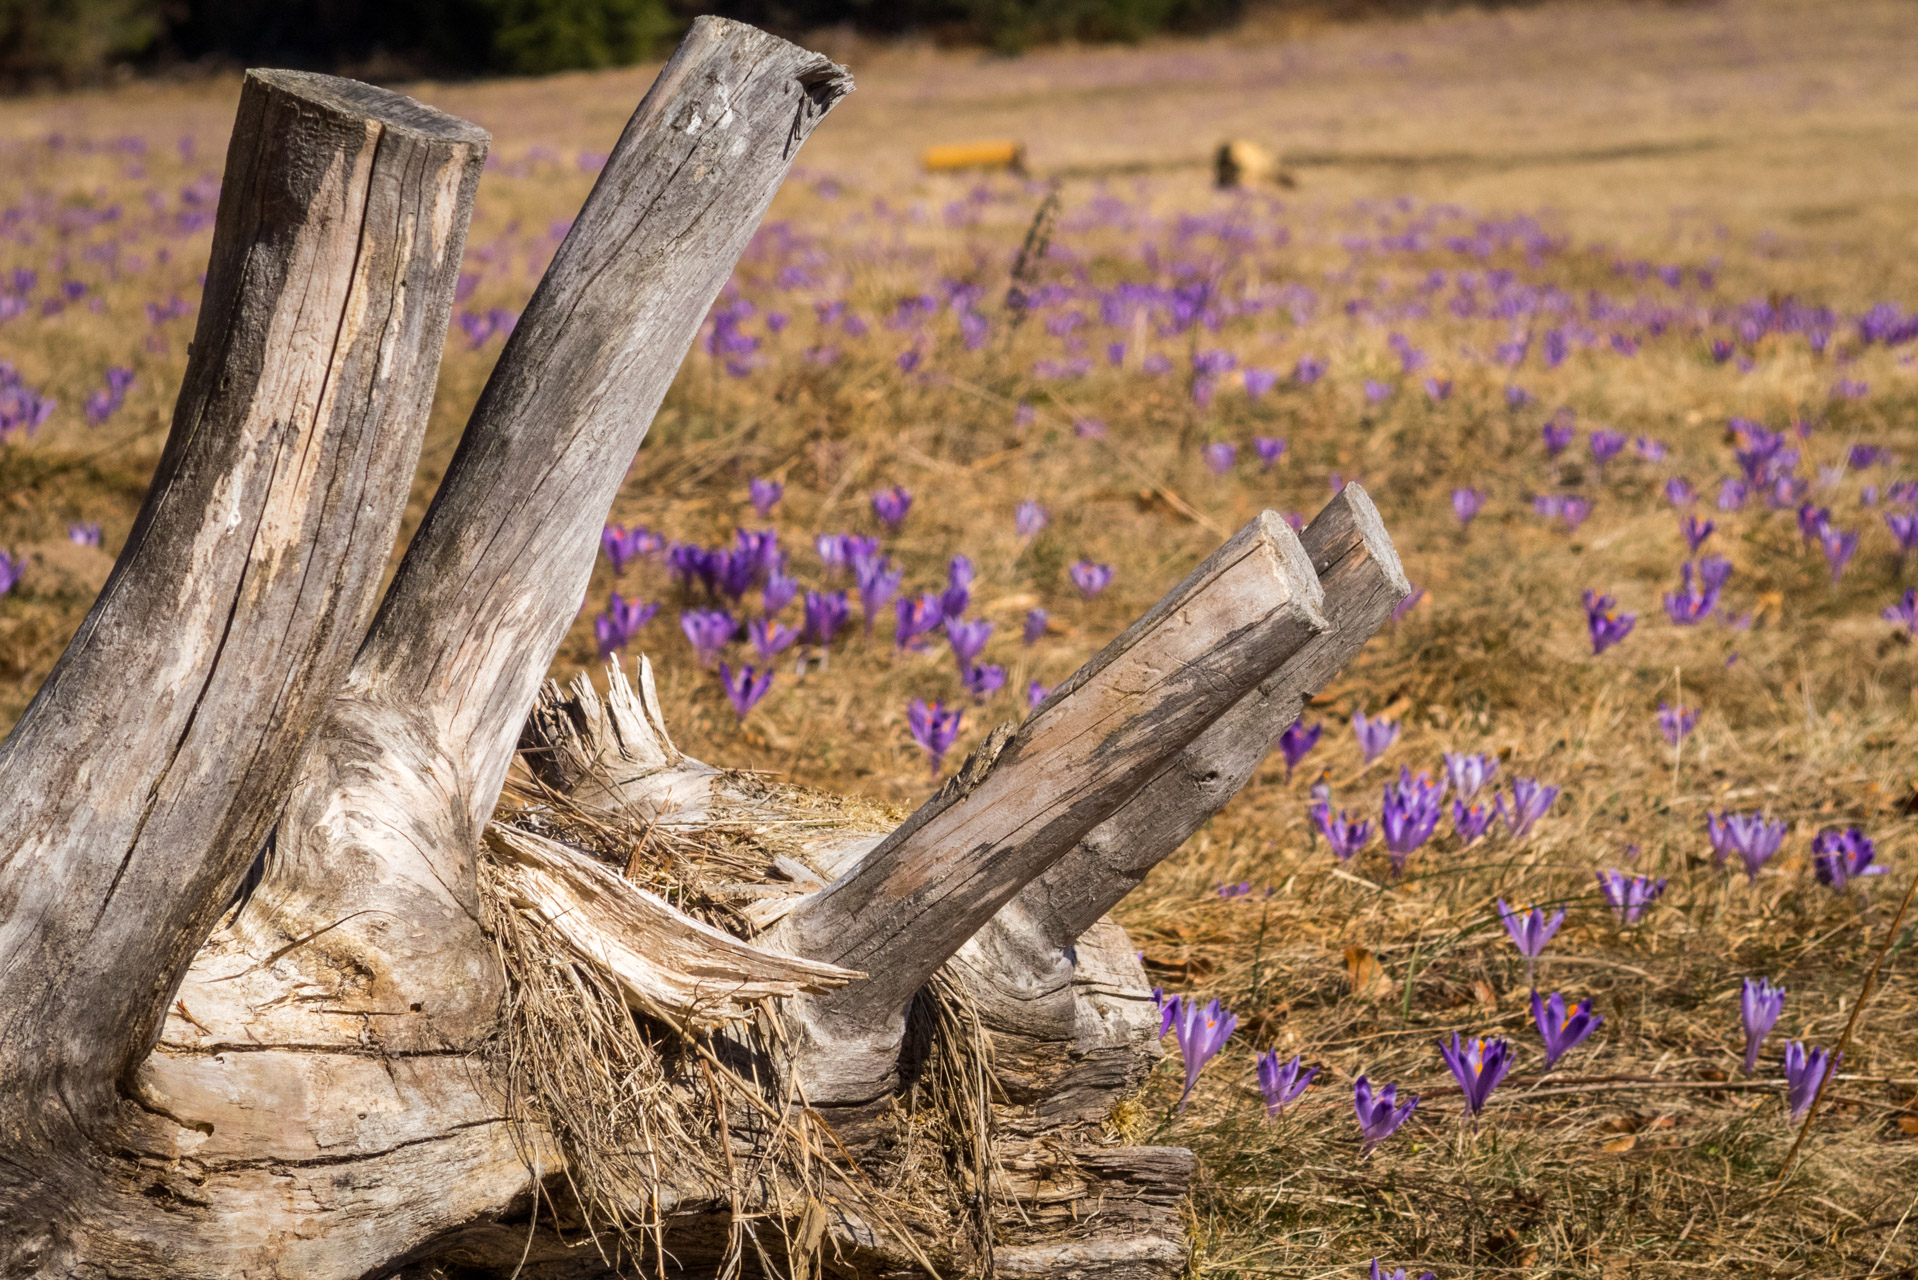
[4,0,1918,1274]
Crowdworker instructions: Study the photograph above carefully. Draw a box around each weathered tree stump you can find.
[0,19,1406,1279]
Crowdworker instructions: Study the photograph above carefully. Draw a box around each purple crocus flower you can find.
[1311,803,1373,860]
[749,477,783,517]
[1443,752,1497,800]
[1070,560,1113,598]
[1665,477,1696,507]
[717,661,774,719]
[1542,420,1575,456]
[0,550,22,595]
[1370,1262,1436,1280]
[1381,769,1444,873]
[1885,589,1918,634]
[1811,827,1884,890]
[1351,708,1399,764]
[1497,899,1564,988]
[1589,429,1627,470]
[601,523,645,575]
[1583,590,1636,654]
[1680,515,1715,554]
[1662,562,1719,625]
[941,556,974,620]
[1363,380,1393,404]
[1819,525,1859,582]
[1783,1041,1839,1120]
[749,617,797,662]
[800,590,851,648]
[1885,513,1918,557]
[763,569,800,616]
[67,521,102,546]
[1015,499,1048,538]
[854,553,902,631]
[1026,679,1049,709]
[1498,777,1560,839]
[961,662,1007,701]
[1391,587,1424,625]
[1718,477,1750,510]
[1170,996,1237,1110]
[1202,442,1239,475]
[1657,702,1699,746]
[1244,369,1279,399]
[1452,488,1486,526]
[1452,799,1493,846]
[1532,991,1602,1069]
[1253,436,1287,468]
[1023,607,1049,645]
[1294,354,1326,385]
[908,697,963,776]
[1424,377,1453,402]
[1596,869,1666,924]
[1439,1033,1513,1116]
[1739,976,1786,1075]
[593,591,658,658]
[1353,1076,1418,1154]
[680,608,736,665]
[1256,1051,1317,1118]
[895,593,944,649]
[1706,810,1787,882]
[1279,721,1322,778]
[871,485,912,531]
[945,616,993,667]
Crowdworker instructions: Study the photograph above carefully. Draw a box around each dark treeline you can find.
[0,0,1246,87]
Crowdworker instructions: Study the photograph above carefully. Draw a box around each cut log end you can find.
[245,68,493,147]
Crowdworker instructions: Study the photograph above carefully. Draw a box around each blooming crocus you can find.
[1499,777,1560,839]
[1738,977,1786,1075]
[748,477,783,516]
[1597,869,1666,924]
[717,661,773,719]
[1452,487,1486,526]
[1015,499,1048,538]
[961,662,1006,701]
[1256,1051,1317,1117]
[1392,587,1425,625]
[763,569,800,616]
[1253,436,1287,468]
[1583,590,1635,654]
[1424,377,1453,402]
[1026,679,1049,709]
[1440,1033,1513,1116]
[1819,525,1859,582]
[1662,562,1718,625]
[854,554,902,630]
[601,523,645,575]
[1657,702,1698,746]
[1381,769,1443,873]
[1279,721,1322,778]
[67,521,102,546]
[1452,799,1493,846]
[1170,996,1237,1110]
[1070,560,1113,598]
[0,550,22,595]
[1706,810,1787,882]
[680,609,735,665]
[594,592,658,658]
[748,617,797,662]
[1811,826,1885,890]
[1589,429,1627,470]
[1665,477,1696,507]
[1295,354,1326,385]
[1718,477,1750,510]
[1542,421,1575,456]
[1885,589,1918,634]
[1557,496,1593,532]
[1532,990,1602,1069]
[1885,512,1918,557]
[1244,369,1278,399]
[1497,899,1564,988]
[1311,803,1373,860]
[941,556,973,620]
[1680,515,1715,554]
[1363,380,1393,405]
[1783,1041,1839,1120]
[908,697,962,776]
[1022,607,1049,645]
[800,590,850,648]
[871,485,912,530]
[945,617,992,668]
[1370,1262,1436,1280]
[1202,442,1238,475]
[1353,1076,1418,1154]
[1351,708,1398,764]
[1443,751,1497,800]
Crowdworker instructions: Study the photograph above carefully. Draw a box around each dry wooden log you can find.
[765,510,1328,1107]
[0,67,485,1122]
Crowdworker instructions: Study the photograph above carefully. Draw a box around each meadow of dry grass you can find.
[4,0,1918,1274]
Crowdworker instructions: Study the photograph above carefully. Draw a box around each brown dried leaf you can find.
[1602,1134,1637,1154]
[1345,945,1383,997]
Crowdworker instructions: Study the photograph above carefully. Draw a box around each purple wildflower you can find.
[1657,702,1699,746]
[1663,562,1719,625]
[1026,679,1049,709]
[1557,497,1593,532]
[749,617,798,662]
[941,556,974,620]
[0,550,21,595]
[945,616,993,667]
[854,552,902,630]
[1278,721,1323,778]
[1294,354,1326,385]
[1364,380,1393,404]
[1023,607,1049,645]
[960,662,1007,701]
[1784,1041,1840,1121]
[1885,589,1918,634]
[1439,1033,1513,1116]
[1392,587,1425,625]
[1680,515,1715,554]
[1380,769,1444,873]
[1253,436,1287,468]
[1718,477,1750,510]
[1203,442,1239,475]
[1424,377,1453,402]
[1498,778,1560,839]
[717,662,773,719]
[749,477,783,517]
[800,590,851,647]
[1244,369,1279,399]
[67,522,102,546]
[895,594,944,649]
[871,485,913,531]
[1542,420,1575,456]
[1311,803,1373,860]
[1811,827,1884,890]
[1015,499,1049,538]
[1584,590,1636,654]
[908,697,963,776]
[1532,991,1602,1069]
[1170,996,1237,1110]
[1589,429,1627,470]
[1498,898,1564,988]
[1819,525,1859,582]
[1352,708,1399,764]
[1596,869,1666,924]
[1353,1076,1418,1153]
[1452,799,1493,846]
[1452,488,1486,526]
[1070,560,1113,598]
[1256,1051,1317,1118]
[680,609,736,665]
[1370,1262,1437,1280]
[1443,752,1497,800]
[1885,512,1918,557]
[1706,810,1788,882]
[1665,477,1696,507]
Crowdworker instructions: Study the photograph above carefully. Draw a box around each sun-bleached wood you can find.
[767,510,1328,1104]
[0,69,485,1111]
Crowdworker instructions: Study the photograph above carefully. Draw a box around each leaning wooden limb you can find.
[0,71,485,1108]
[767,511,1329,1106]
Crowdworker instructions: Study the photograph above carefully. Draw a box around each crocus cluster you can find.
[1705,809,1788,882]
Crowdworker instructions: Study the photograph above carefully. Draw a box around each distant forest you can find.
[0,0,1254,87]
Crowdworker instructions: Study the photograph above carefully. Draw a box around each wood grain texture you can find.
[769,511,1327,1104]
[0,69,485,1108]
